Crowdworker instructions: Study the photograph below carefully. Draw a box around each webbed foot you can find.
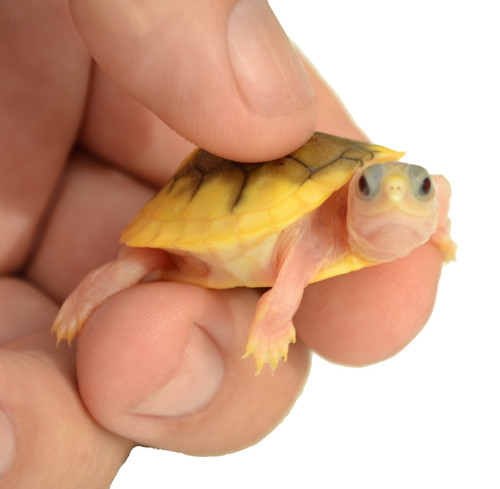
[242,321,296,375]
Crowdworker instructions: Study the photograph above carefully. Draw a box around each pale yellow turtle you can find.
[52,133,456,373]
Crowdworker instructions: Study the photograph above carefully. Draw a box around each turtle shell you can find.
[120,132,404,254]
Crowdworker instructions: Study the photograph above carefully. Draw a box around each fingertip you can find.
[130,325,225,418]
[76,282,224,425]
[70,0,317,161]
[227,0,314,118]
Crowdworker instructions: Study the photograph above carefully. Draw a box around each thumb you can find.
[69,0,317,161]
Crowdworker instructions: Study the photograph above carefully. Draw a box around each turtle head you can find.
[346,162,439,262]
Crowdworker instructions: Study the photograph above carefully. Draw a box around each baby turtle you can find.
[53,133,455,373]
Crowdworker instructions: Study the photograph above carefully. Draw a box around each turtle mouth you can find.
[363,200,435,218]
[353,208,438,236]
[365,224,429,259]
[347,210,439,262]
[349,224,429,262]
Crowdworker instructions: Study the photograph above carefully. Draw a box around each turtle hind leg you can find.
[52,248,170,345]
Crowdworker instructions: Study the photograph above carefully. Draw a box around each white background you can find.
[112,1,499,487]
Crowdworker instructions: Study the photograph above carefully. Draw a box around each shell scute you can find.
[181,166,245,220]
[121,217,176,248]
[207,214,240,244]
[176,219,211,247]
[232,157,310,215]
[235,209,276,240]
[154,175,196,219]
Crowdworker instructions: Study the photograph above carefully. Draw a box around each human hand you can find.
[0,1,445,487]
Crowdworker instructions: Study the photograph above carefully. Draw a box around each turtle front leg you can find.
[243,245,321,374]
[242,293,298,374]
[52,248,170,345]
[430,175,457,262]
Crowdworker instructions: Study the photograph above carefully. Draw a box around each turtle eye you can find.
[408,165,435,200]
[358,175,370,196]
[356,164,383,200]
[420,176,432,196]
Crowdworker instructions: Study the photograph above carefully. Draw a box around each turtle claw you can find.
[242,321,296,375]
[431,218,457,263]
[51,295,92,346]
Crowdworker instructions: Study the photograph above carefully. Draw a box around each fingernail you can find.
[132,327,224,417]
[227,0,314,115]
[0,409,15,474]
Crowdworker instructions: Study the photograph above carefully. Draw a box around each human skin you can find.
[0,0,444,487]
